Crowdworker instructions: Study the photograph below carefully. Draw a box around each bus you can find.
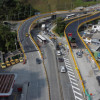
[37,35,47,44]
[66,13,76,19]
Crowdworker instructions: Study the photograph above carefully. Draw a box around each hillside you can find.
[20,0,100,12]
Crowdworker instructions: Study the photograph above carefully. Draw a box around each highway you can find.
[65,12,100,48]
[18,11,100,100]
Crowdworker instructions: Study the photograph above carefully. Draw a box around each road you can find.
[18,14,52,100]
[65,12,100,100]
[65,12,100,48]
[18,11,97,100]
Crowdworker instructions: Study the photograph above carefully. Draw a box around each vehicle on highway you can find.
[25,33,29,37]
[58,58,64,62]
[56,45,60,50]
[5,61,11,67]
[56,51,62,56]
[10,59,15,65]
[19,57,23,62]
[1,63,6,68]
[61,66,66,73]
[96,76,100,86]
[76,50,83,58]
[37,35,47,44]
[66,13,76,19]
[36,58,41,64]
[15,59,19,64]
[69,38,77,48]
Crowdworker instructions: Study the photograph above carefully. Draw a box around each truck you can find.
[69,37,77,48]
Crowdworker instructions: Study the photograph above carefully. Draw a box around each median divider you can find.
[77,16,100,69]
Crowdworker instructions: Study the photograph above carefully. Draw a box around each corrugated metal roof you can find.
[0,73,17,96]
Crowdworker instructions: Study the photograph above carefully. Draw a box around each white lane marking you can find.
[67,67,73,71]
[73,90,83,96]
[68,73,75,78]
[75,96,83,100]
[66,65,71,68]
[65,60,69,62]
[68,71,74,75]
[70,77,77,82]
[72,85,80,91]
[71,81,78,86]
[65,62,70,65]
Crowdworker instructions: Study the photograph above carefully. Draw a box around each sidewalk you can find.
[73,49,100,100]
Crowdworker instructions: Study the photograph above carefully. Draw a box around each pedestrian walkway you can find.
[63,51,84,100]
[73,49,100,100]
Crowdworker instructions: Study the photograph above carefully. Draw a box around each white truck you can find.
[92,25,100,32]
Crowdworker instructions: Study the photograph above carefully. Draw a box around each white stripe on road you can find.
[67,67,73,71]
[68,73,75,78]
[73,90,82,96]
[68,71,74,75]
[66,65,71,68]
[72,85,80,91]
[70,77,77,82]
[71,81,78,86]
[75,96,83,100]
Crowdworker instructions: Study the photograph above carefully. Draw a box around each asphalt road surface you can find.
[65,12,100,49]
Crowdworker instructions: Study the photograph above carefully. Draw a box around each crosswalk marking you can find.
[72,86,80,91]
[70,77,77,82]
[73,90,82,96]
[68,71,74,75]
[66,65,71,68]
[75,96,83,100]
[68,73,75,78]
[67,67,73,71]
[71,81,78,86]
[63,55,83,100]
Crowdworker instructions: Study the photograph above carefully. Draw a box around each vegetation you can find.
[20,0,100,12]
[0,23,19,52]
[0,0,37,21]
[54,17,66,36]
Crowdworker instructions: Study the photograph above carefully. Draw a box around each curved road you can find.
[65,12,100,49]
[18,11,100,100]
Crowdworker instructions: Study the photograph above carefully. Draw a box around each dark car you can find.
[36,58,41,64]
[76,51,82,58]
[56,45,60,50]
[96,76,100,86]
[58,58,64,62]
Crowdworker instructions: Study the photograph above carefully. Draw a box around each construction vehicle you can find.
[69,38,77,48]
[68,33,77,48]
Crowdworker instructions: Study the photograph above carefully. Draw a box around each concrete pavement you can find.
[73,49,100,100]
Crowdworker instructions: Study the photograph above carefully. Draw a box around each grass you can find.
[20,0,100,12]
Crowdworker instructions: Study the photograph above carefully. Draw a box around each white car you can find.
[57,51,61,56]
[61,66,66,73]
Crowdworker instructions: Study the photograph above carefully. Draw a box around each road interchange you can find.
[18,11,100,100]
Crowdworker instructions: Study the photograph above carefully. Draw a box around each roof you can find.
[0,73,17,96]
